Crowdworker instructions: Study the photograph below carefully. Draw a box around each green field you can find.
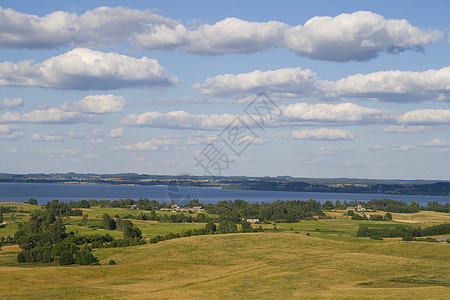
[0,204,449,299]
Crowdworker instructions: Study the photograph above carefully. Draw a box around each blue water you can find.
[0,182,448,205]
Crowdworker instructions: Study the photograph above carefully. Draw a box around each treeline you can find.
[122,211,213,223]
[57,198,170,210]
[236,180,450,196]
[357,223,450,239]
[322,199,449,213]
[205,199,323,223]
[149,220,263,244]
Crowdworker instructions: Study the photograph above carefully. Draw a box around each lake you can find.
[0,182,448,205]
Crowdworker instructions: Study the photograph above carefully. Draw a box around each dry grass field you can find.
[0,204,449,299]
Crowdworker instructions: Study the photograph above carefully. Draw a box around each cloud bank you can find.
[195,66,450,103]
[0,7,441,61]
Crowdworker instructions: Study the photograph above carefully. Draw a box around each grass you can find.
[0,207,449,299]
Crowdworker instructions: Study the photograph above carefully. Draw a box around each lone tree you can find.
[102,213,117,230]
[27,198,38,205]
[205,222,217,232]
[384,212,393,221]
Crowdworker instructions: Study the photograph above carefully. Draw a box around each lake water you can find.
[0,182,448,205]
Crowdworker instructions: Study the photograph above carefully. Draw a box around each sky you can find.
[0,0,449,180]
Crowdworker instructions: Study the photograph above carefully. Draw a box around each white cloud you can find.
[0,6,175,48]
[319,145,355,155]
[134,17,287,54]
[0,108,99,124]
[121,110,239,130]
[109,128,124,138]
[393,144,416,151]
[291,128,354,140]
[120,102,450,131]
[398,109,450,124]
[31,133,64,142]
[133,11,440,61]
[1,8,440,61]
[32,148,80,159]
[364,144,384,151]
[420,138,450,147]
[194,67,320,97]
[89,138,104,144]
[280,102,393,125]
[195,66,450,103]
[0,48,178,90]
[83,153,99,160]
[67,131,83,139]
[281,11,441,61]
[90,129,103,137]
[383,125,428,133]
[1,97,23,109]
[0,124,25,140]
[329,67,450,102]
[114,137,184,151]
[74,94,126,114]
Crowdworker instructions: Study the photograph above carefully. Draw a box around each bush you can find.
[109,259,116,265]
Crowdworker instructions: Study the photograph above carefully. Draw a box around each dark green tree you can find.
[241,221,251,232]
[122,220,142,240]
[27,198,38,205]
[81,214,88,227]
[384,212,393,221]
[102,213,116,230]
[205,222,217,232]
[218,220,237,234]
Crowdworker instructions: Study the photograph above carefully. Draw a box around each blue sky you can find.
[0,0,449,179]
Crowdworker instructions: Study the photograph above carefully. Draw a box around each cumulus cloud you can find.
[398,108,450,125]
[120,102,450,131]
[109,128,124,138]
[0,8,440,61]
[319,145,355,155]
[0,6,175,48]
[121,110,240,130]
[290,128,354,140]
[74,94,126,114]
[121,102,398,130]
[383,125,428,133]
[364,144,384,151]
[0,108,99,124]
[0,124,25,140]
[329,67,450,102]
[68,131,83,139]
[31,133,64,142]
[0,48,178,90]
[280,102,393,125]
[194,67,320,97]
[420,138,450,147]
[114,137,184,151]
[83,153,99,160]
[1,97,23,109]
[195,66,450,103]
[134,11,440,61]
[393,144,415,151]
[281,11,441,61]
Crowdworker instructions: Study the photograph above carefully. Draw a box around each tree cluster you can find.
[205,199,323,223]
[357,223,450,239]
[149,220,263,244]
[14,208,98,265]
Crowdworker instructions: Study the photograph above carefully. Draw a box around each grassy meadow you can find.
[0,203,449,299]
